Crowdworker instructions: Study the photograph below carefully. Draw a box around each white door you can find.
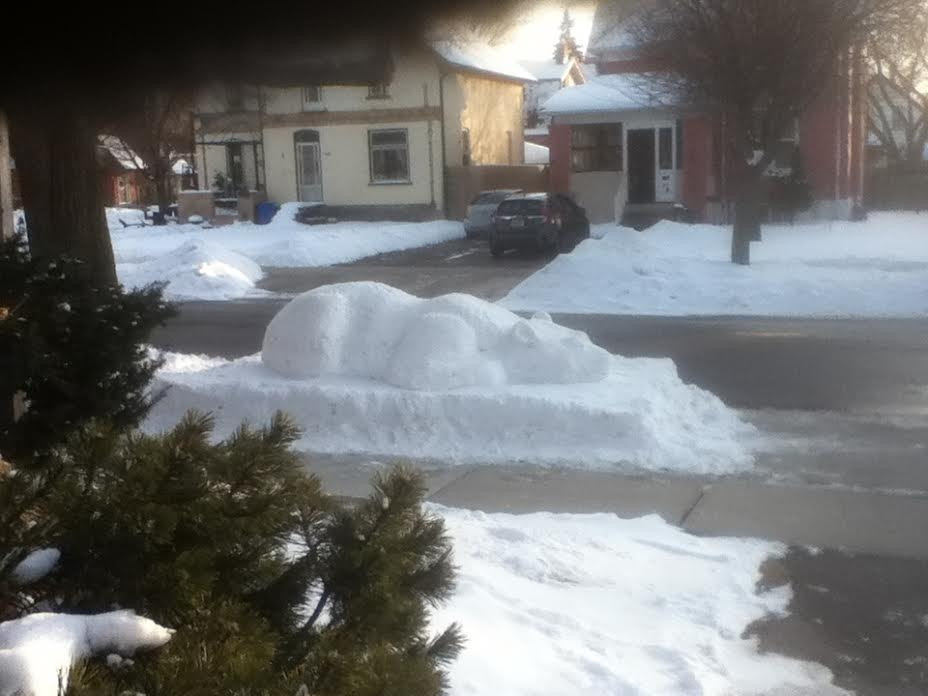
[296,142,323,202]
[655,126,676,202]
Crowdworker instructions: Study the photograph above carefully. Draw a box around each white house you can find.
[192,39,535,221]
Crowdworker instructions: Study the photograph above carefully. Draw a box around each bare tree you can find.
[868,2,928,168]
[106,91,194,220]
[629,0,917,264]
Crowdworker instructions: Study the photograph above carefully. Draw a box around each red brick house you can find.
[545,2,868,224]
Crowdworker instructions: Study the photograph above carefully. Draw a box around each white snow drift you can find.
[110,203,464,301]
[10,549,60,585]
[146,282,753,472]
[0,611,173,696]
[435,507,848,696]
[502,212,928,317]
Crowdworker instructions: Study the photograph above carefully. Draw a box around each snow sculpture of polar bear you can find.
[261,282,611,390]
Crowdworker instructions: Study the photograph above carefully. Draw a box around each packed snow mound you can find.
[0,610,173,696]
[118,238,264,301]
[262,282,611,390]
[148,284,754,472]
[434,507,849,696]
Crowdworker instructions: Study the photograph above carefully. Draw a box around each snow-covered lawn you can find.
[145,282,754,473]
[3,511,847,695]
[108,203,464,301]
[436,507,846,696]
[502,212,928,317]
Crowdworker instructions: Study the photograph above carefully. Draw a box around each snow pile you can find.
[0,611,173,696]
[105,207,146,229]
[262,283,611,390]
[146,283,753,472]
[502,212,928,317]
[523,141,550,165]
[11,549,60,585]
[117,238,264,301]
[110,204,464,300]
[435,507,847,695]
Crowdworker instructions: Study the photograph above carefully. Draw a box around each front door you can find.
[627,129,656,204]
[296,141,323,202]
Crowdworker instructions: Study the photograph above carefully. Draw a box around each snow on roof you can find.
[543,73,678,116]
[431,40,536,83]
[520,59,574,82]
[99,136,145,171]
[524,141,550,165]
[526,126,549,136]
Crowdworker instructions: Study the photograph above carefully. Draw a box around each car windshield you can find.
[496,199,545,216]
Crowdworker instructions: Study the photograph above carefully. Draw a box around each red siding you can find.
[682,116,712,214]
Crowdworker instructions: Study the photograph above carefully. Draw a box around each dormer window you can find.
[302,86,322,105]
[227,84,244,110]
[368,82,390,99]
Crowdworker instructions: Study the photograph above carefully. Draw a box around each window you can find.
[227,84,244,110]
[369,129,409,183]
[571,124,623,172]
[659,128,673,170]
[302,86,322,105]
[368,82,390,99]
[226,142,244,190]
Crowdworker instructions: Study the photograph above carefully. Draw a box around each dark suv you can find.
[488,193,590,257]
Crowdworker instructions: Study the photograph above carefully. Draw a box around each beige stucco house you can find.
[192,39,534,221]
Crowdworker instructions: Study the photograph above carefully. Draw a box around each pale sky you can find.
[502,2,596,62]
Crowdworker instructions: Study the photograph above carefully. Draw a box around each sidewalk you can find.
[303,458,928,560]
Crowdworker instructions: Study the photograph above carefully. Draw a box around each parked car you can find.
[488,193,590,257]
[464,189,523,239]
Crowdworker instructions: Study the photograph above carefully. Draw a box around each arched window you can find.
[294,129,320,144]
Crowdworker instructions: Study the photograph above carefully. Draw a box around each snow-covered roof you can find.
[431,40,536,83]
[524,141,550,165]
[543,73,679,116]
[521,59,575,82]
[99,135,145,170]
[526,126,549,137]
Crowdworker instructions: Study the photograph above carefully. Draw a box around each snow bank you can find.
[11,549,60,585]
[147,283,753,473]
[502,212,928,317]
[109,204,464,300]
[0,611,173,696]
[118,239,265,301]
[435,507,848,695]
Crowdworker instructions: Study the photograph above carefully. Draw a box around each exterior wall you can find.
[451,73,524,166]
[572,171,624,223]
[262,120,443,211]
[682,115,712,214]
[549,124,571,193]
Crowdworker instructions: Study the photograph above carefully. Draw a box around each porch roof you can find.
[542,73,682,117]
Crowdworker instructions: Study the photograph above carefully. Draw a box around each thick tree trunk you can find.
[8,101,116,286]
[732,176,762,265]
[154,160,172,223]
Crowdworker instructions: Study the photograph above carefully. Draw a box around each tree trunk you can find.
[8,101,116,286]
[732,176,762,265]
[154,159,172,224]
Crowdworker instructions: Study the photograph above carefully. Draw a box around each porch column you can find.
[0,110,14,240]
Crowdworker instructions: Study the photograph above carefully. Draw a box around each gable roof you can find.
[520,58,581,83]
[431,40,536,83]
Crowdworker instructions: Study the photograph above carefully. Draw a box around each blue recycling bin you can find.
[255,202,280,225]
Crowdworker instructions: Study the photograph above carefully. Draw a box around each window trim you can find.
[368,128,411,185]
[302,85,322,107]
[367,82,391,100]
